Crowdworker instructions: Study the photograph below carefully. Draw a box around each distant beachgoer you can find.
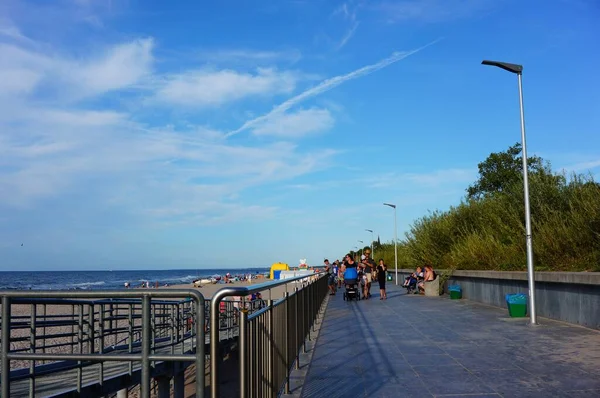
[324,259,336,295]
[377,259,387,300]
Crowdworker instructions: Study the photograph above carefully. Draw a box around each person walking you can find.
[361,249,375,299]
[377,259,387,300]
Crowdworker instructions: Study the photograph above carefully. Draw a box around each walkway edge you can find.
[281,294,331,397]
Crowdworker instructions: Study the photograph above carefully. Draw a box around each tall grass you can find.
[377,173,600,272]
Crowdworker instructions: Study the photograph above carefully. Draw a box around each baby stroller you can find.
[343,266,360,301]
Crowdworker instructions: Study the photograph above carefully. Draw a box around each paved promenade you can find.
[290,284,600,397]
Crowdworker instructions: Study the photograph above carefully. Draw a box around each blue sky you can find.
[0,0,598,271]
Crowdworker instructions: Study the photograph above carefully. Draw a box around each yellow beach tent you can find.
[270,262,289,279]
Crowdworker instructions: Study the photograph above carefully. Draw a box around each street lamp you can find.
[365,229,374,260]
[383,203,398,285]
[482,59,537,325]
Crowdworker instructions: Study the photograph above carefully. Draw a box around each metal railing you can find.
[0,290,205,398]
[1,274,330,398]
[211,273,329,398]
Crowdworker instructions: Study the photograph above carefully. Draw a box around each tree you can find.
[467,143,552,200]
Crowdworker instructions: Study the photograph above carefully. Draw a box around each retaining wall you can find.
[397,269,600,329]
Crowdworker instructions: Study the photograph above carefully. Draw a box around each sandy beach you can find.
[4,276,315,373]
[164,277,306,300]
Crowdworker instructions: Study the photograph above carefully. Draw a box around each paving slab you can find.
[292,284,600,397]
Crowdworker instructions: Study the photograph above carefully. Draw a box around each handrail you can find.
[0,289,206,398]
[209,273,325,398]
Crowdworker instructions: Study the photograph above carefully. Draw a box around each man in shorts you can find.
[361,250,376,299]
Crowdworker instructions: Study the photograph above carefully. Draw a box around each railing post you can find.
[170,305,175,355]
[128,303,133,376]
[41,304,46,363]
[2,296,11,398]
[195,295,205,398]
[284,291,290,394]
[99,303,105,388]
[306,282,312,342]
[77,304,83,393]
[267,299,274,398]
[239,309,248,398]
[157,376,171,398]
[141,295,151,398]
[294,286,301,367]
[173,371,185,398]
[29,303,36,398]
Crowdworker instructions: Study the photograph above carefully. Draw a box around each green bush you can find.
[370,146,600,272]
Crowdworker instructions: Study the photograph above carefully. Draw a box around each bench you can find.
[424,276,440,296]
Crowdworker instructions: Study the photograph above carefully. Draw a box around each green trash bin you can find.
[506,294,527,317]
[449,285,462,299]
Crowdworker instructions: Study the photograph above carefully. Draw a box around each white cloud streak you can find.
[337,21,360,50]
[154,67,298,107]
[0,37,154,99]
[252,108,335,137]
[198,49,302,64]
[226,40,440,138]
[378,0,496,23]
[70,38,154,95]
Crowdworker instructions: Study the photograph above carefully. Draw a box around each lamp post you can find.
[383,203,398,285]
[481,59,537,325]
[365,229,374,260]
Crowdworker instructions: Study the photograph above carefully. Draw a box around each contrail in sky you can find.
[225,38,443,138]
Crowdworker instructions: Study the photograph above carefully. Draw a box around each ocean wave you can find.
[162,275,199,283]
[69,281,106,289]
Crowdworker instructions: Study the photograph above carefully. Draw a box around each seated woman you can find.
[403,266,423,288]
[418,265,436,294]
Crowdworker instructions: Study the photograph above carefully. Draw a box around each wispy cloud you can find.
[0,30,338,225]
[198,49,302,64]
[0,37,154,99]
[0,18,35,44]
[153,67,299,107]
[226,40,439,138]
[333,1,361,49]
[561,159,600,173]
[377,0,496,23]
[337,21,360,50]
[69,38,154,96]
[252,108,335,137]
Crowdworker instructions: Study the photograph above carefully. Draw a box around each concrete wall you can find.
[397,269,600,329]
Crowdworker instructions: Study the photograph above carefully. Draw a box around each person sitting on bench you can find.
[403,266,423,293]
[418,265,436,294]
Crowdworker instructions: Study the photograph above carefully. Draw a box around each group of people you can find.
[324,248,388,300]
[402,264,436,294]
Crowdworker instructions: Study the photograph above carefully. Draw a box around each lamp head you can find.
[481,60,523,74]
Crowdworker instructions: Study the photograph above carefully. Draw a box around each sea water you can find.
[0,268,269,290]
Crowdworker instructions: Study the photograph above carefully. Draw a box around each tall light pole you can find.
[482,59,537,325]
[365,229,374,260]
[383,203,398,285]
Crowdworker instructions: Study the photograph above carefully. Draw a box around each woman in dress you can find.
[377,259,387,300]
